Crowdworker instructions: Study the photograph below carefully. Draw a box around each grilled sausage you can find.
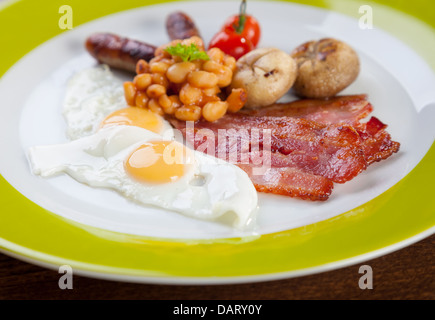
[166,11,201,40]
[85,33,157,72]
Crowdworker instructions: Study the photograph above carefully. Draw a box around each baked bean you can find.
[162,104,175,115]
[135,91,149,108]
[166,62,196,83]
[175,105,202,121]
[123,81,137,106]
[202,101,228,122]
[160,58,174,65]
[163,95,182,115]
[134,73,152,91]
[146,84,166,99]
[192,59,204,71]
[172,55,183,63]
[179,83,202,105]
[202,60,221,73]
[203,61,233,87]
[226,88,247,113]
[158,94,172,110]
[203,86,221,96]
[187,71,218,88]
[215,65,232,87]
[208,47,224,62]
[152,73,169,88]
[148,98,164,115]
[136,59,150,74]
[150,61,170,74]
[223,56,237,72]
[201,94,221,106]
[169,95,182,107]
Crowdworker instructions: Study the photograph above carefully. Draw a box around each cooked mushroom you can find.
[291,38,360,98]
[230,48,297,108]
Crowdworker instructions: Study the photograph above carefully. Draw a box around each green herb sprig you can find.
[164,43,210,62]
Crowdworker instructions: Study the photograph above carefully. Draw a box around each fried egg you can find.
[62,66,173,140]
[28,125,258,229]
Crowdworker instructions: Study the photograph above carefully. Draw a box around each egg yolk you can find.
[100,107,162,133]
[125,141,189,184]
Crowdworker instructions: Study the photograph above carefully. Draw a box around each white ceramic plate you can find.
[0,0,434,285]
[0,1,434,241]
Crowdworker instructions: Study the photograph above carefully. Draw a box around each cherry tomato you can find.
[209,30,254,60]
[222,14,261,48]
[208,1,260,60]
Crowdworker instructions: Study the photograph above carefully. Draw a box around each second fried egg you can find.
[62,65,173,140]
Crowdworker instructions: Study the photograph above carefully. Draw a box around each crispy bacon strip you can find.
[237,165,334,201]
[171,119,338,201]
[169,95,399,201]
[356,117,401,164]
[171,115,368,184]
[239,95,400,164]
[240,95,372,124]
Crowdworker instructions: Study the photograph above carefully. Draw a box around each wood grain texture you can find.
[0,235,433,300]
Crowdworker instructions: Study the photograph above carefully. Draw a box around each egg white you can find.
[62,65,173,140]
[28,125,258,229]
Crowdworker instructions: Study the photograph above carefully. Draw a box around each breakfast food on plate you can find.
[85,33,157,72]
[28,125,258,229]
[236,165,334,201]
[172,114,368,183]
[291,38,360,98]
[124,36,247,122]
[28,2,401,229]
[209,0,261,59]
[85,12,202,73]
[30,60,256,228]
[242,95,400,164]
[220,1,261,48]
[170,95,400,200]
[166,11,202,40]
[62,66,174,140]
[229,47,297,108]
[83,8,398,203]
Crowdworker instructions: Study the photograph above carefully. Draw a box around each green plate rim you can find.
[0,0,434,284]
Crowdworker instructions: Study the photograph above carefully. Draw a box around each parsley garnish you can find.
[165,43,210,62]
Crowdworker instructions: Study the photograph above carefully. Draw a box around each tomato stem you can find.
[234,0,247,34]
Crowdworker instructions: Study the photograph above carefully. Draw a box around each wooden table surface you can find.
[0,234,433,300]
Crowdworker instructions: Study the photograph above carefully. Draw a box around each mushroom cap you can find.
[291,38,360,99]
[230,48,297,108]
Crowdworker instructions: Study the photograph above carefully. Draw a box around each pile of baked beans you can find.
[123,37,247,122]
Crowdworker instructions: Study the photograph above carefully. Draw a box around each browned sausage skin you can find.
[166,11,201,40]
[85,33,157,72]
